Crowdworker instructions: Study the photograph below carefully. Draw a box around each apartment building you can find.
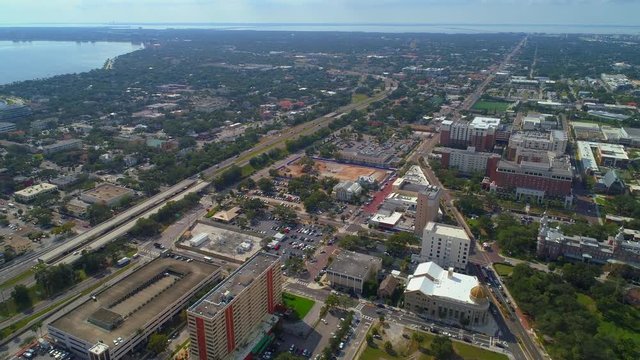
[438,147,501,175]
[42,139,83,154]
[440,117,501,152]
[506,130,567,160]
[188,252,283,360]
[420,222,470,271]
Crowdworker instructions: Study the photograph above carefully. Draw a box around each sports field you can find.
[472,100,512,113]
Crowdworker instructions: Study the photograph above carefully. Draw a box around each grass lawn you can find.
[493,263,514,277]
[0,269,34,290]
[577,293,598,316]
[240,163,255,177]
[360,330,508,360]
[471,100,511,113]
[352,93,370,104]
[282,292,315,320]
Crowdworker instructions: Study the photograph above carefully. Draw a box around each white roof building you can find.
[404,262,490,325]
[470,116,501,130]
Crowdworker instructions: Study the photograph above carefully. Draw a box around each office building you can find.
[188,252,283,360]
[404,262,490,326]
[48,258,220,360]
[325,250,382,294]
[486,155,573,204]
[42,139,83,155]
[440,117,501,152]
[391,165,430,196]
[414,186,442,235]
[438,147,501,175]
[420,222,470,271]
[14,183,58,202]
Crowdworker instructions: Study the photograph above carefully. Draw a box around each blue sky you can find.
[0,0,637,26]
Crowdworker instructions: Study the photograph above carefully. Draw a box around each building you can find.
[537,214,640,267]
[414,186,442,235]
[80,184,135,207]
[50,175,80,189]
[187,252,283,360]
[577,141,629,169]
[404,262,490,326]
[572,121,604,141]
[378,274,400,299]
[48,257,221,360]
[522,114,558,130]
[486,155,573,204]
[14,183,58,202]
[440,117,501,152]
[391,165,430,196]
[0,122,16,133]
[325,250,382,294]
[0,100,31,121]
[370,210,403,230]
[211,207,241,223]
[333,181,363,202]
[601,73,633,91]
[438,147,501,175]
[88,343,110,360]
[42,139,83,155]
[420,222,470,271]
[507,130,568,160]
[595,170,626,194]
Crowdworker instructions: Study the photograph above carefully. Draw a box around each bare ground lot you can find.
[282,158,389,182]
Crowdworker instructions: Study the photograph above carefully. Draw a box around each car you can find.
[376,303,385,308]
[338,342,345,350]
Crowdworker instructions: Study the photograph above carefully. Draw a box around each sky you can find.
[0,0,638,26]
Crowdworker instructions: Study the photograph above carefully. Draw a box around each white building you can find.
[14,183,58,202]
[508,130,568,157]
[333,181,363,202]
[404,262,490,326]
[420,222,470,271]
[0,122,16,133]
[438,147,500,175]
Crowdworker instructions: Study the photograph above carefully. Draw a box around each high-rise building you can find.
[187,252,283,360]
[440,117,501,152]
[506,130,568,160]
[420,222,470,271]
[414,186,442,235]
[438,147,501,175]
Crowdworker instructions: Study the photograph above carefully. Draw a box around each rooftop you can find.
[371,211,403,226]
[50,257,218,346]
[82,183,134,202]
[189,252,279,319]
[405,262,483,306]
[14,183,57,197]
[470,116,501,130]
[326,250,382,279]
[423,222,469,240]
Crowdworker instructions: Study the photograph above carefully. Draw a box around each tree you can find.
[147,333,169,354]
[12,285,32,310]
[87,203,112,225]
[431,336,454,359]
[366,333,374,345]
[257,177,275,194]
[384,340,393,354]
[273,204,298,224]
[129,218,161,238]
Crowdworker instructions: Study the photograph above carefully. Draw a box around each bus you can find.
[203,256,213,263]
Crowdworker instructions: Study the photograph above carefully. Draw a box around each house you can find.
[595,170,626,194]
[377,274,400,299]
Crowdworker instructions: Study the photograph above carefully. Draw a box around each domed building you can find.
[404,262,490,326]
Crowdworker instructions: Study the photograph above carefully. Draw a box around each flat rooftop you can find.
[406,262,480,305]
[82,184,133,201]
[189,252,279,319]
[14,183,57,197]
[50,258,219,345]
[327,250,382,279]
[470,116,501,129]
[424,222,469,240]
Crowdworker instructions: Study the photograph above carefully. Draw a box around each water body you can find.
[10,23,639,35]
[0,41,143,85]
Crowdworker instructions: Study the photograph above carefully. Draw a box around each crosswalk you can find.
[355,302,365,311]
[361,315,375,322]
[138,249,160,258]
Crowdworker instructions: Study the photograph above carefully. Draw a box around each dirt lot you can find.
[282,158,389,182]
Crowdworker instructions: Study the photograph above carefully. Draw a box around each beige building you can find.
[80,184,135,207]
[14,183,58,202]
[404,262,490,326]
[325,250,382,294]
[187,252,283,360]
[420,222,470,271]
[414,186,442,235]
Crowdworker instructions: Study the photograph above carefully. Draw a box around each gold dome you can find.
[470,285,489,303]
